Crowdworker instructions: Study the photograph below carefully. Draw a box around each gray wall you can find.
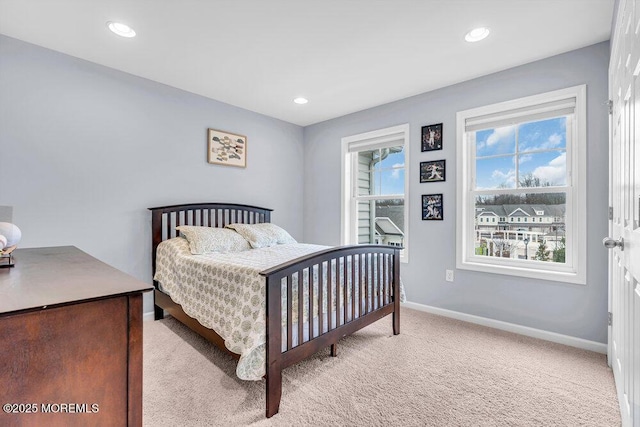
[0,34,611,343]
[0,35,304,314]
[303,42,610,344]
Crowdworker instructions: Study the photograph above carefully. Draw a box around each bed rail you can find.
[260,244,401,417]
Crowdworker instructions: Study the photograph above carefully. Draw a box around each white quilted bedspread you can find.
[154,237,330,380]
[154,237,405,381]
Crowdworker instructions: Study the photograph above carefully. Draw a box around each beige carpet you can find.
[143,308,620,426]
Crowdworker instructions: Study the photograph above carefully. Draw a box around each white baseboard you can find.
[401,301,607,354]
[143,311,155,322]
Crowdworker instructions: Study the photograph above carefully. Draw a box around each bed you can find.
[149,202,401,417]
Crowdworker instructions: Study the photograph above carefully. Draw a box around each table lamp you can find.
[0,222,21,268]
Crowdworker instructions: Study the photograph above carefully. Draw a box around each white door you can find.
[608,1,640,426]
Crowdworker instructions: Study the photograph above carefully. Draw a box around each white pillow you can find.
[176,226,251,254]
[225,223,296,249]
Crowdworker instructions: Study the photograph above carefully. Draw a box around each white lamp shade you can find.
[0,222,21,248]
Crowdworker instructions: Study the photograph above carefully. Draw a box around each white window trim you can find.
[341,124,410,263]
[456,85,587,284]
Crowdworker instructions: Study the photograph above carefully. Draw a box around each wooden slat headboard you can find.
[148,202,273,278]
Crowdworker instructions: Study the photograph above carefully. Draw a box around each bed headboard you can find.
[148,202,273,275]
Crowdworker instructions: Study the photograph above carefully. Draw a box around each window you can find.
[341,124,409,262]
[456,86,586,284]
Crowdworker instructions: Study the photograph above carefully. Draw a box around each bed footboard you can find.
[260,244,401,418]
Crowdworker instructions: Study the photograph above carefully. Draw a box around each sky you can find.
[376,149,405,195]
[475,117,567,190]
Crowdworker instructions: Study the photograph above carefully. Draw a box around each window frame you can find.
[341,124,410,263]
[456,85,587,284]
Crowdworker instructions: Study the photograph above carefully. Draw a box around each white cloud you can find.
[522,132,564,152]
[547,133,562,147]
[532,153,566,185]
[491,168,516,187]
[486,126,516,147]
[391,163,404,179]
[519,154,533,164]
[549,154,565,166]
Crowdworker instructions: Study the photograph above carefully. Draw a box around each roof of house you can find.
[375,205,404,232]
[475,204,566,219]
[375,217,404,236]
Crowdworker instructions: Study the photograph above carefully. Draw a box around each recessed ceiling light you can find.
[293,97,308,105]
[107,21,136,38]
[465,27,490,42]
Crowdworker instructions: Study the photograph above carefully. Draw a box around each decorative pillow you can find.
[175,226,251,254]
[225,223,297,249]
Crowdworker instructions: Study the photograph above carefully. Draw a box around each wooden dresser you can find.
[0,246,152,427]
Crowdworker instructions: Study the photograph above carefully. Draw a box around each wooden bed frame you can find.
[149,202,401,418]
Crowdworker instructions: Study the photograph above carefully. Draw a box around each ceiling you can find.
[0,0,614,126]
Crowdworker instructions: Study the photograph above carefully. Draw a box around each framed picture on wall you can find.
[421,123,443,152]
[207,128,247,168]
[422,194,443,220]
[420,159,446,183]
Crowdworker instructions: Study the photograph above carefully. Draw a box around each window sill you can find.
[456,259,586,285]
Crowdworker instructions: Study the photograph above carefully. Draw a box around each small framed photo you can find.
[421,123,443,152]
[208,128,247,168]
[420,159,446,183]
[422,194,443,221]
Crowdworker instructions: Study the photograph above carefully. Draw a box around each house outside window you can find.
[341,124,409,262]
[456,86,586,284]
